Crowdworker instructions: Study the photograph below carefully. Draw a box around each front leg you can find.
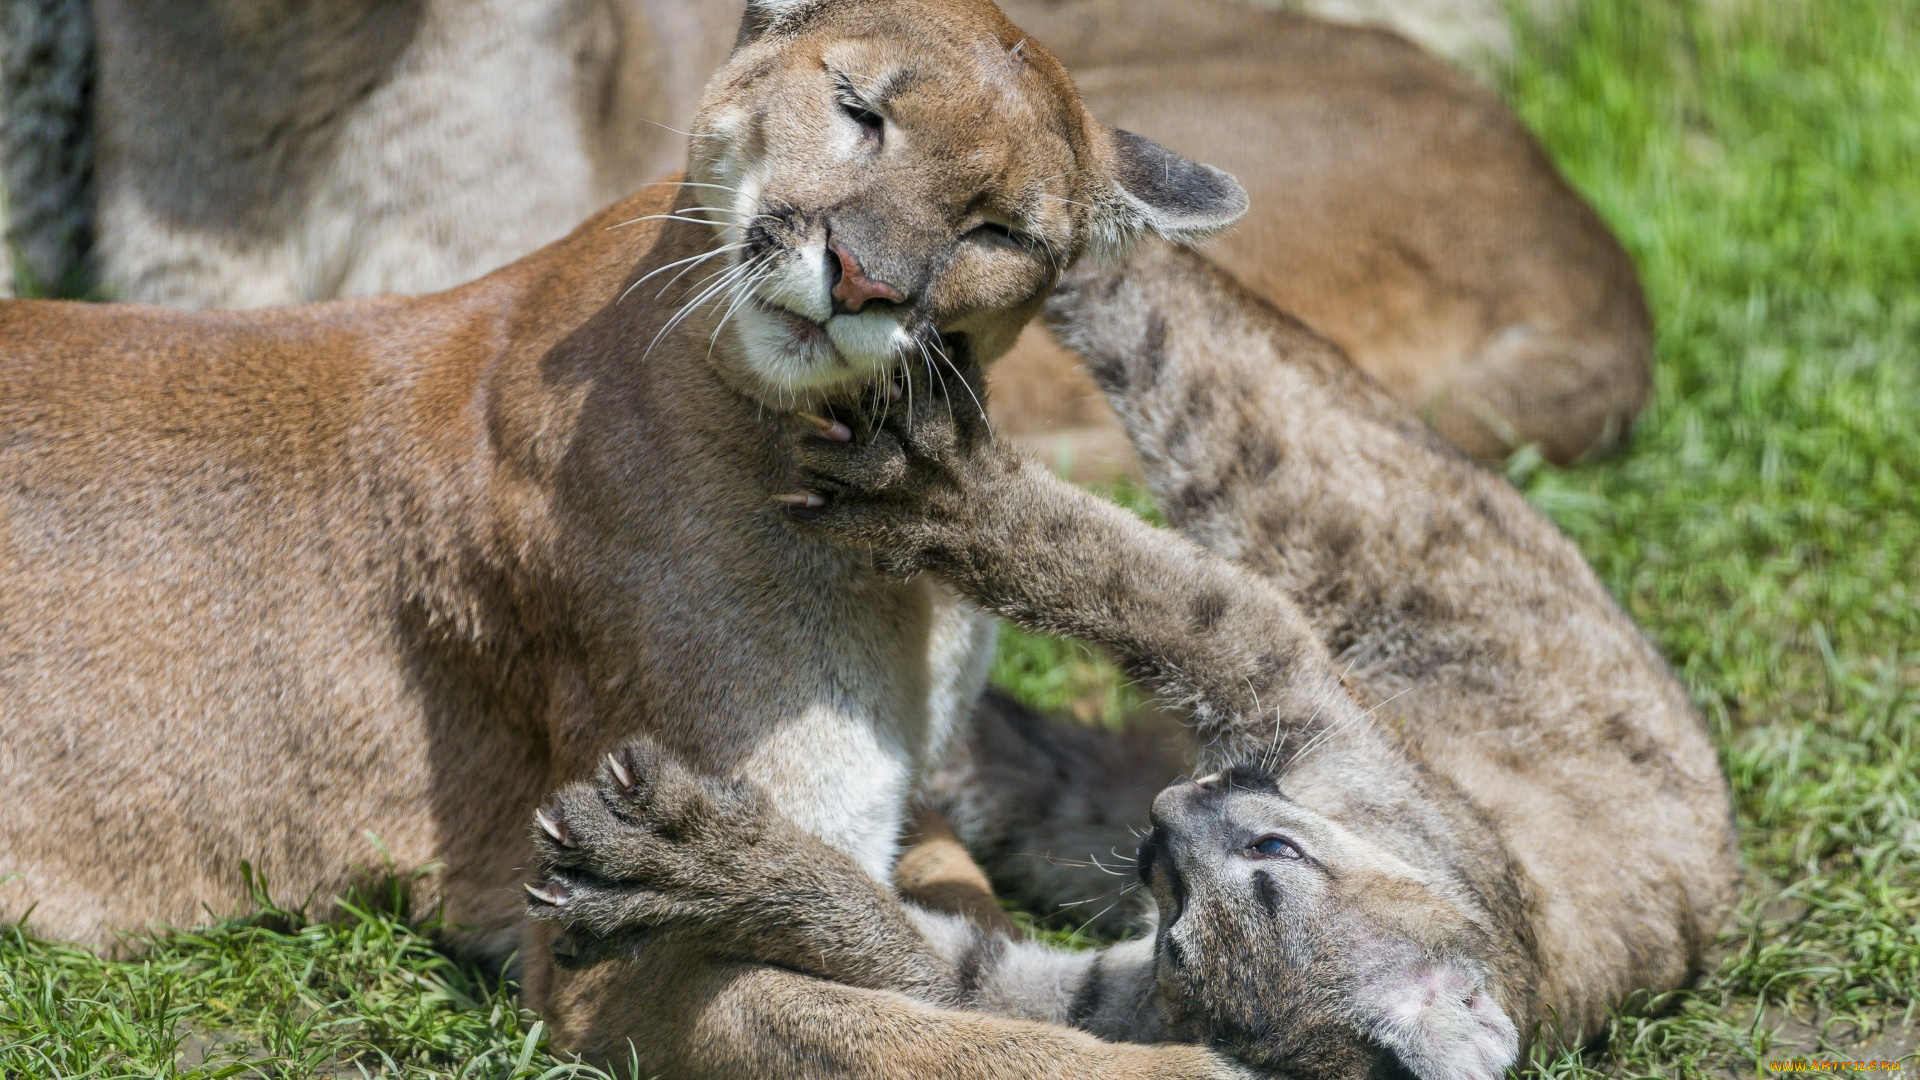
[527,938,1253,1080]
[782,366,1360,769]
[524,736,1174,1047]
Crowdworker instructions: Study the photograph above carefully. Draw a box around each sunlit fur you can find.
[26,0,1653,465]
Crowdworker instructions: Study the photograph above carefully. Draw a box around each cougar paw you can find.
[523,737,768,949]
[785,423,911,512]
[779,360,994,571]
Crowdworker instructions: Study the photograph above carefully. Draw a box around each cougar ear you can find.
[1357,959,1519,1080]
[1102,129,1249,243]
[736,0,825,46]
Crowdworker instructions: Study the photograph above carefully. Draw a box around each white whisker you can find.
[1359,685,1415,718]
[641,259,758,360]
[632,179,746,196]
[618,244,742,305]
[1053,881,1140,909]
[656,244,747,299]
[899,354,915,438]
[1060,887,1139,930]
[608,213,737,231]
[707,263,772,359]
[1286,686,1413,770]
[931,336,991,432]
[642,118,721,139]
[915,337,955,430]
[1039,192,1098,211]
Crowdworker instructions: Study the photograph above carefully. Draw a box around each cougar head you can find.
[683,0,1247,398]
[1139,766,1522,1080]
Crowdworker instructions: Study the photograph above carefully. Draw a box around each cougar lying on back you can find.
[524,242,1738,1077]
[1,2,1286,1076]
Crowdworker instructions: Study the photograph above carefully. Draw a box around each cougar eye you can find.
[1248,835,1304,860]
[836,86,885,142]
[971,220,1036,251]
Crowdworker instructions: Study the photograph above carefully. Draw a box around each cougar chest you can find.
[554,452,998,881]
[728,565,998,880]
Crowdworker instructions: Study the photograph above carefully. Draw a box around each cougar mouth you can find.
[1138,827,1189,933]
[752,295,838,353]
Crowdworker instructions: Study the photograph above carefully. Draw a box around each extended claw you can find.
[608,751,636,791]
[772,491,826,509]
[525,879,572,907]
[535,807,572,847]
[798,412,853,442]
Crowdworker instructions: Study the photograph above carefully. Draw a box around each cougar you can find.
[0,1,1296,1075]
[3,0,1647,462]
[522,241,1736,1077]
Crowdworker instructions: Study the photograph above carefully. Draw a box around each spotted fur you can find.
[673,239,1733,1076]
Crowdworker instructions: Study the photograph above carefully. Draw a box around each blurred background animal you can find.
[1,0,1643,464]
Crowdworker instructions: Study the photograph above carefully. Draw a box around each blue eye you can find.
[1250,835,1303,860]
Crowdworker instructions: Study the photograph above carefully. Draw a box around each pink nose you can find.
[829,240,904,313]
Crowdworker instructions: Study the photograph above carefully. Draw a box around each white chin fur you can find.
[732,302,910,393]
[729,234,913,393]
[827,310,913,371]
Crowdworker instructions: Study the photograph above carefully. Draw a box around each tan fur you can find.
[84,0,721,306]
[1263,0,1533,66]
[34,0,1647,462]
[0,2,1270,1075]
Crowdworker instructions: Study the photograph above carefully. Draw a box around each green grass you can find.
[5,0,1917,1074]
[0,873,615,1078]
[1497,0,1920,1073]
